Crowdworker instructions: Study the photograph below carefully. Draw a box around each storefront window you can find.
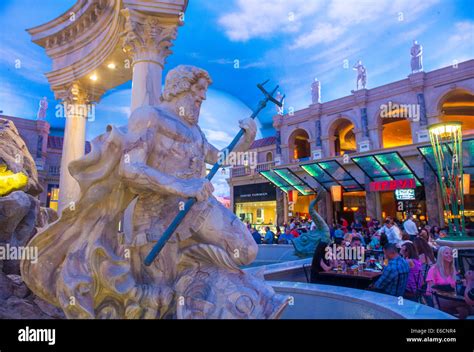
[235,200,276,231]
[234,182,277,232]
[47,184,59,211]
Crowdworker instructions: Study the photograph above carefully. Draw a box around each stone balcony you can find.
[230,161,275,178]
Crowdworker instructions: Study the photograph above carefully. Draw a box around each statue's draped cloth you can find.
[21,125,138,317]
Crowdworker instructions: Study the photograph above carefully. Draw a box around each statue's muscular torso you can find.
[128,106,211,244]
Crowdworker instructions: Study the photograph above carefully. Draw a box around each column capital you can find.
[121,8,180,67]
[55,82,103,105]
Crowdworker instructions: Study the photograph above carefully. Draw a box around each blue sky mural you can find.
[0,0,473,195]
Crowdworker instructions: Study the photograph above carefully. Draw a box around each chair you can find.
[458,250,474,275]
[432,291,464,318]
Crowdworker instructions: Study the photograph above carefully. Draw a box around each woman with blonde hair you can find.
[426,246,456,293]
[426,246,472,318]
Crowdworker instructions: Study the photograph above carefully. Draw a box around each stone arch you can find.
[433,88,474,134]
[374,100,414,148]
[327,117,357,156]
[265,151,273,162]
[288,128,311,161]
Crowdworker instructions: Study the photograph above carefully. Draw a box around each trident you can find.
[144,80,284,266]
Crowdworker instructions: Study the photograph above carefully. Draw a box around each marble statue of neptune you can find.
[21,66,288,319]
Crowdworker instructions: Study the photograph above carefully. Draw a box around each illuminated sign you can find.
[369,178,416,192]
[395,189,415,200]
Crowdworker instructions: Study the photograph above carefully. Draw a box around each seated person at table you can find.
[353,231,366,246]
[343,232,353,246]
[370,243,409,296]
[413,236,435,266]
[334,224,345,241]
[310,241,333,283]
[346,236,363,266]
[427,246,473,319]
[426,246,456,293]
[464,270,474,306]
[400,242,423,298]
[251,227,262,244]
[368,231,381,250]
[278,228,295,244]
[263,226,275,244]
[290,228,300,238]
[397,231,413,248]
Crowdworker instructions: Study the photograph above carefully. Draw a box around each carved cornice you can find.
[120,8,178,67]
[44,0,108,50]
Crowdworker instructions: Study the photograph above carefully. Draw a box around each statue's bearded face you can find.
[179,78,208,125]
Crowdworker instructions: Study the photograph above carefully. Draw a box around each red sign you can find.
[369,178,416,192]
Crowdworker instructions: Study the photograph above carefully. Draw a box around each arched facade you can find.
[434,88,474,134]
[266,151,273,162]
[376,101,414,148]
[288,128,311,162]
[327,117,357,156]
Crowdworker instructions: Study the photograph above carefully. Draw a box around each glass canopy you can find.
[301,160,363,192]
[259,170,295,194]
[273,168,316,195]
[351,151,422,186]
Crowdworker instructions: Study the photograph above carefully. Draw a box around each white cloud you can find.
[449,21,474,45]
[0,40,50,84]
[290,23,346,49]
[328,0,385,24]
[201,128,233,145]
[430,21,474,69]
[217,0,322,42]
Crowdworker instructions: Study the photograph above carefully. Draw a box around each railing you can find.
[48,165,60,176]
[230,161,275,177]
[256,161,275,172]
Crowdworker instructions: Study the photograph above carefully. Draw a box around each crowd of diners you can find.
[247,218,318,245]
[309,215,474,319]
[248,214,474,319]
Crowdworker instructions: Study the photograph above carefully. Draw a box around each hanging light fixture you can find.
[463,173,471,195]
[330,185,342,202]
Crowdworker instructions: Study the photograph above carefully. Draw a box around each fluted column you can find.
[121,8,179,112]
[58,83,90,214]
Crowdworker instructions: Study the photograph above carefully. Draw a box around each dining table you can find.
[317,268,382,289]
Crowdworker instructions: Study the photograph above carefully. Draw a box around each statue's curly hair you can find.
[161,65,212,102]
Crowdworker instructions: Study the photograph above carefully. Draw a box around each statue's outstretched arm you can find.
[119,136,212,201]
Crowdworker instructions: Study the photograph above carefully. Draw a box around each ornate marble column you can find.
[57,83,91,214]
[121,9,180,112]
